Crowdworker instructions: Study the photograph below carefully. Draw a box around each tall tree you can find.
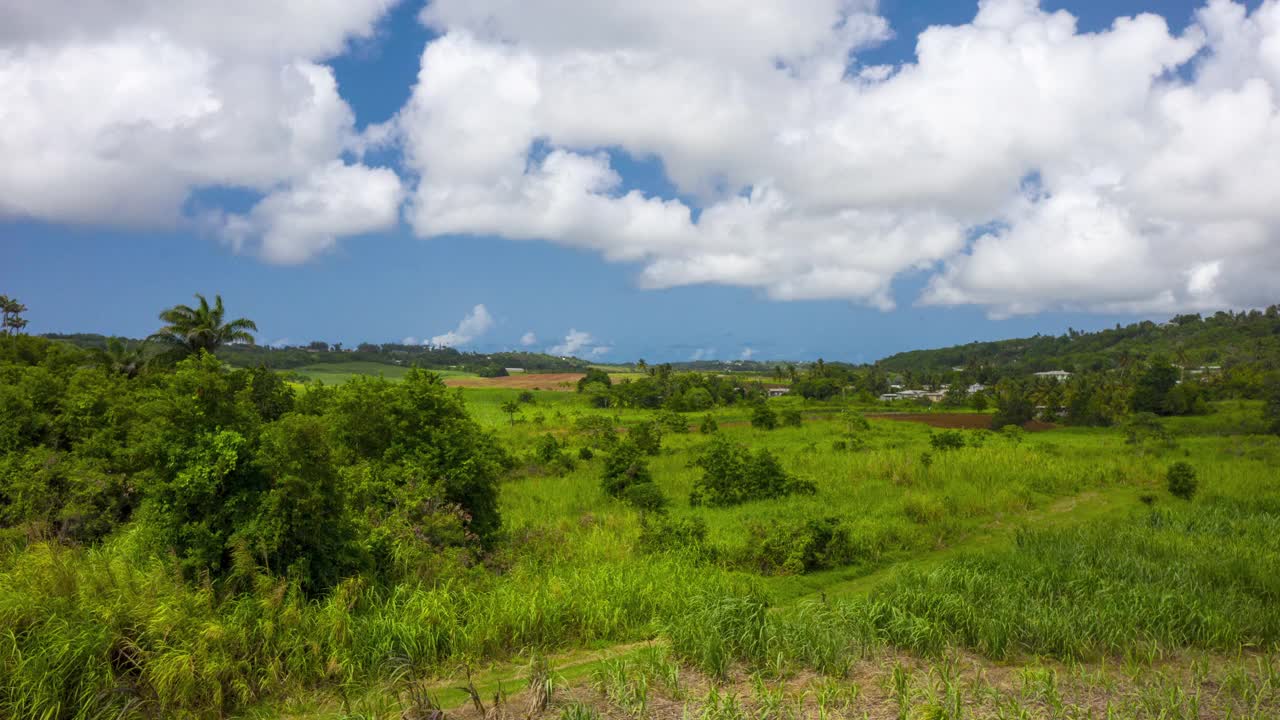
[0,295,28,335]
[149,294,257,357]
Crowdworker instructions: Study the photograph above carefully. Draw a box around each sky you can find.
[3,0,1278,363]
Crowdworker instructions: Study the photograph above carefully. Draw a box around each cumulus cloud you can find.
[390,0,1280,315]
[548,329,610,358]
[520,331,538,346]
[741,348,757,360]
[0,0,401,258]
[429,304,494,347]
[8,0,1280,317]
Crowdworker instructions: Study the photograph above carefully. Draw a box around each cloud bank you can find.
[4,0,1280,316]
[429,304,494,347]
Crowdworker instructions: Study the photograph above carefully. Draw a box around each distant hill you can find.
[41,334,591,375]
[875,307,1280,377]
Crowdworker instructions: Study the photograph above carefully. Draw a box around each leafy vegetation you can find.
[4,294,1280,718]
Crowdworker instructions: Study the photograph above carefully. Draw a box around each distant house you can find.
[767,387,791,398]
[967,383,987,394]
[880,389,939,403]
[1033,370,1072,381]
[504,367,526,374]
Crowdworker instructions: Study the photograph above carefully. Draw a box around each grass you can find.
[2,387,1279,718]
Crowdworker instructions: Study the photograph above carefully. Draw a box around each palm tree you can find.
[149,294,258,357]
[97,337,148,378]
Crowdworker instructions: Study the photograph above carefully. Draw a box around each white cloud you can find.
[429,304,494,347]
[520,331,538,346]
[402,336,420,346]
[690,348,716,361]
[741,347,757,360]
[547,328,610,357]
[391,0,1280,315]
[0,0,400,256]
[8,0,1280,317]
[217,161,404,263]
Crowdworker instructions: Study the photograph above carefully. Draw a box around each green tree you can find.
[751,402,778,430]
[1131,358,1181,415]
[0,295,29,335]
[1166,461,1198,500]
[1263,373,1280,435]
[991,382,1034,429]
[576,367,612,392]
[149,293,258,358]
[500,399,521,425]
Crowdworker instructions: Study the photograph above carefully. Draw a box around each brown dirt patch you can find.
[445,373,585,391]
[865,412,1057,431]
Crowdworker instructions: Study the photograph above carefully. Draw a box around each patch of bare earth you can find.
[445,373,585,391]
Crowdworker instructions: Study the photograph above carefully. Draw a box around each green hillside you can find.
[877,306,1280,381]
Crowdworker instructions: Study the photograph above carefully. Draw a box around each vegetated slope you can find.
[42,333,590,375]
[876,306,1280,376]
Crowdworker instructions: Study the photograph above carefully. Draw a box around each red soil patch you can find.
[865,412,1057,432]
[444,373,584,391]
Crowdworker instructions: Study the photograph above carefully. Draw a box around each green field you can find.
[289,361,478,384]
[2,343,1279,719]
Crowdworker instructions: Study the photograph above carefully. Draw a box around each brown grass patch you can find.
[445,373,585,391]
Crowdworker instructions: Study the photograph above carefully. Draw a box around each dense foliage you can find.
[690,436,815,507]
[0,335,508,594]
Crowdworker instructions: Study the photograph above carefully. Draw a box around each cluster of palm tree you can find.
[95,294,257,377]
[1,295,28,335]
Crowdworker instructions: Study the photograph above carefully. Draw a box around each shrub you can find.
[690,436,815,507]
[657,409,689,434]
[578,446,595,461]
[780,408,803,428]
[533,433,576,475]
[1121,412,1173,447]
[631,420,663,456]
[517,390,537,404]
[750,403,777,430]
[999,425,1026,445]
[601,440,665,512]
[1167,461,1198,500]
[929,430,966,451]
[622,482,669,513]
[842,408,871,433]
[574,415,618,448]
[699,414,719,434]
[639,515,710,555]
[739,517,854,575]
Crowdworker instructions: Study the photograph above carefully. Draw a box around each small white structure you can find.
[767,387,791,398]
[967,383,987,394]
[1033,370,1072,381]
[504,367,526,374]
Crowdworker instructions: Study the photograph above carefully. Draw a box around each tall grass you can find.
[0,541,748,718]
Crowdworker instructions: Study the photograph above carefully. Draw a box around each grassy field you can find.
[2,374,1277,719]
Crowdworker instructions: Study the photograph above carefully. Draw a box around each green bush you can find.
[638,515,711,556]
[656,409,689,434]
[690,436,814,507]
[631,420,663,456]
[780,408,803,428]
[1167,461,1198,500]
[750,403,777,430]
[699,414,719,434]
[739,517,854,575]
[602,440,665,512]
[929,430,966,451]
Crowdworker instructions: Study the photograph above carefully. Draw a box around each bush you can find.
[622,482,669,513]
[1167,461,1198,500]
[929,430,966,451]
[601,440,665,512]
[690,436,815,507]
[780,408,803,428]
[638,515,711,556]
[699,414,719,434]
[631,420,663,456]
[1121,412,1173,447]
[578,446,595,461]
[533,433,576,475]
[750,403,777,430]
[657,409,689,434]
[739,517,854,575]
[574,415,618,448]
[517,390,537,404]
[841,408,871,433]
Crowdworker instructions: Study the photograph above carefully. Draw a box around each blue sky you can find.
[3,0,1276,362]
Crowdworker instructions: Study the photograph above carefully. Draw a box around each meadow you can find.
[2,362,1278,719]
